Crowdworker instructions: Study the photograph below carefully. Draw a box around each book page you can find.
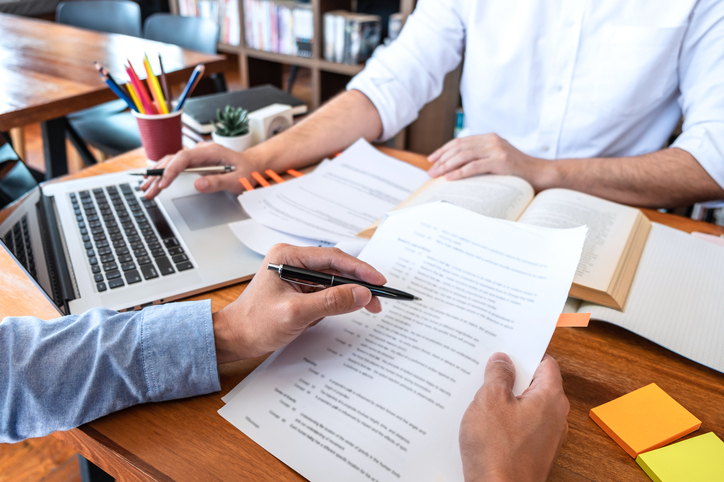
[238,139,430,243]
[219,203,586,482]
[518,189,639,292]
[580,223,724,373]
[397,175,534,221]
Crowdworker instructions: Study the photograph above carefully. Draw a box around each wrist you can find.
[533,157,563,192]
[212,308,251,364]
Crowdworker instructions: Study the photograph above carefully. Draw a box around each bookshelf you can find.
[170,0,460,154]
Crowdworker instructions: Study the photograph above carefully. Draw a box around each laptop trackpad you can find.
[172,191,249,231]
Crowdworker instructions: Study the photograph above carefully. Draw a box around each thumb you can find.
[482,352,516,396]
[195,172,245,195]
[294,285,372,323]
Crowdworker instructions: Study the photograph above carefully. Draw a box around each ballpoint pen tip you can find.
[414,297,423,301]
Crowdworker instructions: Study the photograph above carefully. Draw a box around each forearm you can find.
[245,89,383,173]
[0,301,219,443]
[541,148,724,208]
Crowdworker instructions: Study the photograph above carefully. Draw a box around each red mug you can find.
[133,110,183,162]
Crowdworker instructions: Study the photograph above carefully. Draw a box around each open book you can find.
[359,175,651,311]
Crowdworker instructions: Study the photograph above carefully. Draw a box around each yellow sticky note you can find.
[589,383,701,458]
[636,432,724,482]
[556,313,591,327]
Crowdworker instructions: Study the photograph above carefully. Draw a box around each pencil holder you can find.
[132,110,183,163]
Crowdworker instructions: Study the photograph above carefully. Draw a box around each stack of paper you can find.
[219,202,587,481]
[228,139,431,255]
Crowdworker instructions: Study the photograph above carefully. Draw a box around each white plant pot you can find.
[212,131,253,152]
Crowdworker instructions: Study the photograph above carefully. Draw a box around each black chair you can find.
[56,0,142,36]
[70,13,227,157]
[57,0,143,161]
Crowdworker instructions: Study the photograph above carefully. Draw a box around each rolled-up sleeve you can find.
[347,0,465,141]
[671,0,724,190]
[0,300,219,443]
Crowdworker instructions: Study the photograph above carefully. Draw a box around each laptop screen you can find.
[0,137,39,210]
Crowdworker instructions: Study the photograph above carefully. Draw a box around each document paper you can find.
[219,203,586,482]
[238,139,430,243]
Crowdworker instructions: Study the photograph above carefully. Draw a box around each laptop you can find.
[0,138,262,315]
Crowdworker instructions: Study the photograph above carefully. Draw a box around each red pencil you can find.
[126,59,156,115]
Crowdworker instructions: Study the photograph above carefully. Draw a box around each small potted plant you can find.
[211,105,252,152]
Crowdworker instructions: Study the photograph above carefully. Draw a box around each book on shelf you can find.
[323,11,381,65]
[358,175,653,311]
[177,0,240,45]
[181,84,307,134]
[243,0,313,57]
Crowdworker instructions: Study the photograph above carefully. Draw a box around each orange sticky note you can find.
[589,383,701,458]
[239,177,254,191]
[265,169,285,183]
[287,169,304,178]
[556,313,591,327]
[251,171,270,187]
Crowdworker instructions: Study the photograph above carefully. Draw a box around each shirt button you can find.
[541,145,550,152]
[555,85,563,92]
[565,20,575,28]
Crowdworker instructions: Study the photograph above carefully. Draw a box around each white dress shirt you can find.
[348,0,724,189]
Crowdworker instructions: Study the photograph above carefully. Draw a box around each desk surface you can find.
[4,148,724,481]
[0,14,225,131]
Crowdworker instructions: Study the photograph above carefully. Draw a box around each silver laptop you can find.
[0,140,262,315]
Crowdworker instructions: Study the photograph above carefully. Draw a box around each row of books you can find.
[323,11,381,65]
[243,0,314,58]
[178,0,241,45]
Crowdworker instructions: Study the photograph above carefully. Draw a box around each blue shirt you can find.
[0,300,220,443]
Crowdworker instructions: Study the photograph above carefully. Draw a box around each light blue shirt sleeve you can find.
[0,300,220,443]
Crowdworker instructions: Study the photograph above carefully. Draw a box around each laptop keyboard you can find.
[71,182,194,292]
[2,215,37,279]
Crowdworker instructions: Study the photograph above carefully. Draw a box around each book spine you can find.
[323,13,335,62]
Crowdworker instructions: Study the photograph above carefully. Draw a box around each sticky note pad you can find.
[589,383,701,458]
[556,313,591,327]
[636,432,724,482]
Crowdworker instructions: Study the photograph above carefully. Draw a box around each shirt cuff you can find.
[671,123,724,193]
[140,300,220,401]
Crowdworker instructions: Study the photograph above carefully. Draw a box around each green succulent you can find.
[214,105,249,137]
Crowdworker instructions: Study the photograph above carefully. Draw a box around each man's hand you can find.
[212,244,386,364]
[427,134,554,190]
[459,353,569,482]
[141,142,262,200]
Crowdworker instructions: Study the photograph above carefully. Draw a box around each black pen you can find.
[129,166,236,176]
[267,263,421,301]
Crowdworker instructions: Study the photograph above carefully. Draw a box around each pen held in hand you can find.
[268,263,421,301]
[130,165,236,176]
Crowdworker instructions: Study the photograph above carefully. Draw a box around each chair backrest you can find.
[56,0,141,37]
[143,13,219,54]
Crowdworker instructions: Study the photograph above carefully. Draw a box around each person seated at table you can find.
[0,245,568,481]
[143,0,724,208]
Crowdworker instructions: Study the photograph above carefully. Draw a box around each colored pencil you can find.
[173,64,205,112]
[126,59,157,115]
[158,54,171,104]
[125,82,145,114]
[93,61,137,112]
[143,54,169,114]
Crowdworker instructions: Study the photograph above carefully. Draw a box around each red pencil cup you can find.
[132,110,183,163]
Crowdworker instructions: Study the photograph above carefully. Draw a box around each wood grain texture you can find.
[0,435,79,482]
[0,14,226,131]
[2,147,722,481]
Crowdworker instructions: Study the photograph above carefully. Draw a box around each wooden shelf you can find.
[217,43,241,54]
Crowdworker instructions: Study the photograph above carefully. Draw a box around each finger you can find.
[428,146,465,177]
[444,159,492,181]
[365,296,382,313]
[428,138,460,163]
[270,245,387,285]
[482,352,516,398]
[158,145,226,190]
[523,354,563,395]
[195,171,245,195]
[140,154,174,191]
[290,284,372,323]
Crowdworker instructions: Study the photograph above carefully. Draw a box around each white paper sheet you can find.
[228,218,337,255]
[238,139,430,242]
[219,203,586,482]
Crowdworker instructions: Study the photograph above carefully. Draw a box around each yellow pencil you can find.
[126,82,145,114]
[143,55,169,114]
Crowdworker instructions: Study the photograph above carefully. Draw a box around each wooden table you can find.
[0,13,225,178]
[3,147,724,481]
